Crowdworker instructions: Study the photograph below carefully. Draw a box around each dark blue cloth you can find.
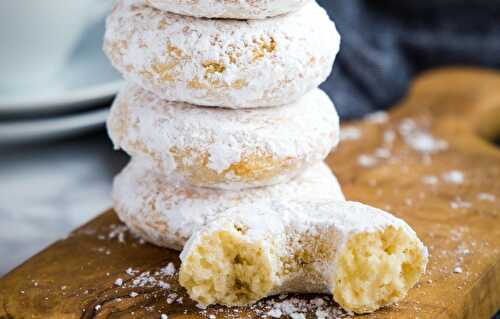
[318,0,500,119]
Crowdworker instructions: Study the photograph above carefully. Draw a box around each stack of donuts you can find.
[104,0,429,314]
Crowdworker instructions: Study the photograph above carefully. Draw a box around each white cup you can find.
[0,1,112,90]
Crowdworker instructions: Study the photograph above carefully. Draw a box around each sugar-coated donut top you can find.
[182,200,428,261]
[104,0,340,108]
[193,200,418,240]
[142,0,312,19]
[108,84,340,174]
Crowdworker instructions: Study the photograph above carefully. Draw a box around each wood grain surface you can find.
[1,68,499,319]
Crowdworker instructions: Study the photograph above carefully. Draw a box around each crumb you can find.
[453,267,463,274]
[114,278,124,286]
[126,267,138,276]
[160,263,176,276]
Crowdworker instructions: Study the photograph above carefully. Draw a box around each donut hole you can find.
[179,227,273,306]
[332,226,426,314]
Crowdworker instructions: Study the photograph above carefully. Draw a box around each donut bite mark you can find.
[179,200,428,314]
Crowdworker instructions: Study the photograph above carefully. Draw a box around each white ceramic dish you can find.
[0,108,109,144]
[0,20,124,115]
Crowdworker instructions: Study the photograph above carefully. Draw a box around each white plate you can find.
[0,19,124,115]
[0,108,109,144]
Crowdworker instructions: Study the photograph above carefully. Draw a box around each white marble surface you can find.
[0,130,128,275]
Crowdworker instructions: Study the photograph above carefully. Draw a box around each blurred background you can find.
[0,0,500,290]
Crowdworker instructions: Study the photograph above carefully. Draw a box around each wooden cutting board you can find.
[1,68,499,319]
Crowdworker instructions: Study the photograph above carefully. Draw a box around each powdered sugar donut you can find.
[179,200,428,313]
[143,0,311,19]
[104,0,340,108]
[112,158,345,250]
[107,84,340,189]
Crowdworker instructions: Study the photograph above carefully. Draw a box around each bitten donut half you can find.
[113,158,345,250]
[107,84,340,190]
[104,0,340,108]
[144,0,312,19]
[179,200,428,314]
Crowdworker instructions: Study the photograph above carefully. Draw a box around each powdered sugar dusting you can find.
[364,111,389,124]
[181,200,428,306]
[108,84,340,189]
[398,118,448,154]
[442,170,464,184]
[477,193,496,202]
[145,0,311,19]
[104,0,340,108]
[113,159,345,250]
[340,127,361,141]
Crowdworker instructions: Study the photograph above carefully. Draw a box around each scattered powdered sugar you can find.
[124,263,178,290]
[398,118,448,154]
[357,148,392,167]
[422,171,466,187]
[374,147,391,159]
[196,303,208,310]
[167,293,178,304]
[357,154,377,167]
[258,297,350,319]
[478,193,496,202]
[450,197,472,209]
[161,314,168,319]
[422,175,439,185]
[339,127,361,141]
[108,224,128,243]
[114,278,124,287]
[364,111,389,124]
[442,170,464,184]
[384,130,396,144]
[160,263,176,276]
[267,308,283,318]
[126,267,139,276]
[453,267,463,274]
